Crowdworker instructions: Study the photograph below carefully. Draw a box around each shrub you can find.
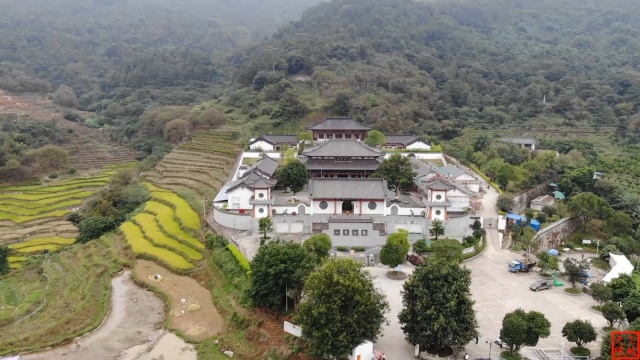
[48,173,58,179]
[66,212,82,225]
[497,195,514,212]
[473,228,486,239]
[351,246,366,252]
[68,167,77,175]
[205,234,228,250]
[336,246,349,251]
[464,236,476,245]
[412,239,430,253]
[76,216,116,243]
[227,244,251,276]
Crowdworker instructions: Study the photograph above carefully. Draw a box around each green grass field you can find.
[0,237,123,355]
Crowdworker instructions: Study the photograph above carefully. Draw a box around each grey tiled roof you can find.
[249,134,298,145]
[421,175,456,190]
[244,156,279,177]
[501,137,536,145]
[302,139,383,157]
[307,117,373,131]
[302,158,381,171]
[439,164,466,179]
[227,171,277,191]
[384,135,420,146]
[309,178,393,199]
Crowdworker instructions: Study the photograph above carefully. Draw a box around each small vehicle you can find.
[530,280,551,292]
[508,260,536,273]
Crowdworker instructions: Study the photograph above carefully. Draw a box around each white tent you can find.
[602,253,634,283]
[0,356,22,360]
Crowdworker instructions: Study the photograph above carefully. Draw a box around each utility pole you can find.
[285,284,288,312]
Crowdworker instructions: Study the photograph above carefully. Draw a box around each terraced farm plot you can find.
[143,201,203,250]
[132,213,202,261]
[145,130,240,199]
[120,221,193,270]
[0,166,133,254]
[148,189,201,230]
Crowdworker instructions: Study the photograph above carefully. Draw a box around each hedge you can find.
[469,164,503,194]
[227,244,251,276]
[463,235,487,261]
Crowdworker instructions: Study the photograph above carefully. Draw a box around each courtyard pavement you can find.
[369,183,607,360]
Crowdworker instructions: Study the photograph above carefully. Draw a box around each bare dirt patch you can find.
[134,260,224,340]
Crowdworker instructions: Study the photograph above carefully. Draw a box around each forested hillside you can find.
[231,0,640,143]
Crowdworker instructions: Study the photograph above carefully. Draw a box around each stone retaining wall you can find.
[512,183,548,213]
[534,217,579,250]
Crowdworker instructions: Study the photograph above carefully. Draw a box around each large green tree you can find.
[601,301,625,328]
[562,319,597,349]
[500,309,551,355]
[276,160,308,195]
[258,217,273,241]
[364,130,386,147]
[399,259,478,352]
[622,290,640,323]
[610,274,636,302]
[296,259,389,359]
[568,192,613,229]
[380,229,410,270]
[429,219,445,240]
[303,233,332,264]
[430,239,463,263]
[250,241,315,311]
[563,258,588,289]
[590,283,612,306]
[372,153,417,198]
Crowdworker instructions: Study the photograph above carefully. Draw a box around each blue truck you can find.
[508,260,536,273]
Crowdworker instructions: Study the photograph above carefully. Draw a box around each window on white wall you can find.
[258,193,264,198]
[259,208,265,213]
[362,230,368,236]
[368,201,377,210]
[319,201,328,210]
[435,210,442,215]
[334,229,340,235]
[436,194,442,200]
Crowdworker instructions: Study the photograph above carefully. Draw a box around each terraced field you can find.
[144,130,241,199]
[0,164,135,267]
[119,183,203,271]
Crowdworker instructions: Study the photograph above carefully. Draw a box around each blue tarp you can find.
[530,219,541,231]
[547,249,559,256]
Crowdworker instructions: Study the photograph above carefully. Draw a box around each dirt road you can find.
[24,270,165,360]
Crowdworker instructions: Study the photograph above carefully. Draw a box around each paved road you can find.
[372,184,606,359]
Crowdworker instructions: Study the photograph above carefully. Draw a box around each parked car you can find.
[530,280,551,292]
[494,336,503,348]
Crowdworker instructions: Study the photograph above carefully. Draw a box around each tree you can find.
[52,84,78,107]
[0,245,9,275]
[610,274,636,302]
[399,259,478,352]
[430,239,463,263]
[537,251,559,274]
[563,258,588,289]
[26,145,69,169]
[623,291,640,323]
[604,212,634,236]
[76,216,115,243]
[258,217,273,240]
[568,192,613,229]
[296,259,389,359]
[303,233,332,263]
[500,309,551,354]
[590,283,613,306]
[297,131,313,145]
[276,160,308,195]
[429,219,445,240]
[380,230,410,270]
[364,130,386,147]
[372,153,416,198]
[496,163,515,190]
[601,301,625,328]
[163,118,191,143]
[250,242,315,311]
[562,319,597,348]
[497,195,515,212]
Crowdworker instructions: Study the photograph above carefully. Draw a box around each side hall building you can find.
[299,139,384,178]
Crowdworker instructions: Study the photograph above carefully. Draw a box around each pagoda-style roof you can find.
[309,178,394,200]
[422,175,456,191]
[227,171,277,192]
[242,156,279,178]
[249,134,298,145]
[384,135,422,146]
[306,117,373,131]
[301,158,382,171]
[302,139,383,158]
